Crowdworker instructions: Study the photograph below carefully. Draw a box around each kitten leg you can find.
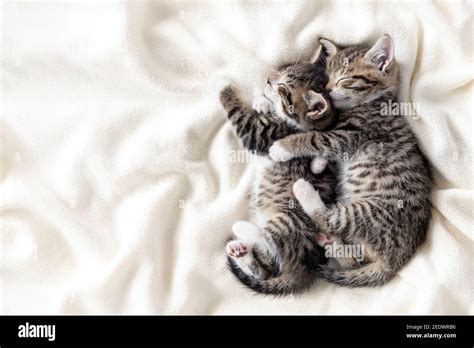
[292,180,360,269]
[269,141,295,162]
[217,82,294,155]
[310,157,328,174]
[333,255,360,269]
[325,254,359,270]
[293,177,357,268]
[226,221,275,279]
[292,178,326,216]
[232,220,262,244]
[308,201,385,271]
[226,220,262,258]
[252,94,274,114]
[269,130,367,162]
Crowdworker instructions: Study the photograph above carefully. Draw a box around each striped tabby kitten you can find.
[269,35,432,286]
[218,57,341,294]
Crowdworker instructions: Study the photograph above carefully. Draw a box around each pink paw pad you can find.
[226,241,248,257]
[315,233,336,247]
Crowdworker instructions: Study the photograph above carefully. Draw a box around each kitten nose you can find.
[325,82,333,91]
[329,90,347,101]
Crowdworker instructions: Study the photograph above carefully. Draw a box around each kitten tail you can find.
[228,257,314,295]
[314,261,395,287]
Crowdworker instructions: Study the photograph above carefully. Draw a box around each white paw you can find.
[209,75,234,95]
[226,240,248,258]
[232,220,261,244]
[269,141,294,162]
[310,157,328,174]
[252,94,274,114]
[292,178,326,215]
[292,178,318,205]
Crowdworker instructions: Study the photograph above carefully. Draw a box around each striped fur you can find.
[269,35,432,287]
[219,60,338,294]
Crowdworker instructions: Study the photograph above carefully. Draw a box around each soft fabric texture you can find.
[1,0,472,314]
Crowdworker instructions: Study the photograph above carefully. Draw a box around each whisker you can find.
[292,52,302,69]
[317,53,328,69]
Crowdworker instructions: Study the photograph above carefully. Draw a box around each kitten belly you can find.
[336,159,373,200]
[337,152,394,201]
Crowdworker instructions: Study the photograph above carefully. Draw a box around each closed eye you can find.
[338,76,377,83]
[337,77,374,91]
[350,75,378,84]
[337,75,377,89]
[345,85,369,91]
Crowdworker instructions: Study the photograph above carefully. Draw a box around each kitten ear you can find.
[311,38,339,64]
[305,90,328,119]
[364,34,394,72]
[277,85,289,98]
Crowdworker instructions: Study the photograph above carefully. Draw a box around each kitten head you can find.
[264,60,337,131]
[318,34,399,110]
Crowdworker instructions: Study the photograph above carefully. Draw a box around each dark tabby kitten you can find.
[217,55,341,294]
[269,35,432,286]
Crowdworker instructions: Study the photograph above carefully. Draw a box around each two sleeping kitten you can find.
[219,35,432,294]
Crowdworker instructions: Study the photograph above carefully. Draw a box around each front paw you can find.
[252,94,274,114]
[269,141,294,162]
[310,157,328,174]
[209,75,235,98]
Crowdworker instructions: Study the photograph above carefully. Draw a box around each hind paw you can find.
[269,141,294,162]
[315,233,336,247]
[293,178,326,215]
[232,220,261,242]
[226,240,248,258]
